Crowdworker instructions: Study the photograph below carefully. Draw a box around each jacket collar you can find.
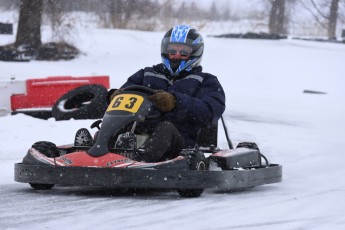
[153,63,203,80]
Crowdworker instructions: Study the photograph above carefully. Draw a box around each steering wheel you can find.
[121,85,158,95]
[121,85,162,120]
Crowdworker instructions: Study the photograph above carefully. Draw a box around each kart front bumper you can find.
[15,163,282,190]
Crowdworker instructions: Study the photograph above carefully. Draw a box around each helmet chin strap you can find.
[170,59,182,72]
[162,57,196,77]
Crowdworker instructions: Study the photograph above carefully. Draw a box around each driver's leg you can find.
[136,121,185,162]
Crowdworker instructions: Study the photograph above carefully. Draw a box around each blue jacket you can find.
[121,63,225,147]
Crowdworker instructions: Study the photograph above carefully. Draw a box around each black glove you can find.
[149,91,176,112]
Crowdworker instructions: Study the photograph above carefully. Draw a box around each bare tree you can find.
[15,0,43,50]
[300,0,341,39]
[328,0,339,39]
[268,0,287,34]
[161,1,174,19]
[46,0,63,35]
[0,0,21,10]
[106,0,137,29]
[175,2,189,19]
[188,2,204,21]
[207,1,221,21]
[0,0,80,61]
[221,4,231,21]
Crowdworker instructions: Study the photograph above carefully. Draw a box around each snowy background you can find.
[1,16,345,230]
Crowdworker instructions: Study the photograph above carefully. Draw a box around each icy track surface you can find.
[1,27,345,229]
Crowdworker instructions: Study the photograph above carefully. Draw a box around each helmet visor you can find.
[164,44,192,58]
[161,38,203,58]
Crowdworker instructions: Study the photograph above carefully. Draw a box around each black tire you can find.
[236,142,260,150]
[52,84,108,121]
[32,141,60,158]
[29,183,55,190]
[29,141,58,190]
[177,159,206,198]
[11,110,53,120]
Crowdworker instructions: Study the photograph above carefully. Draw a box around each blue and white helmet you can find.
[161,25,204,77]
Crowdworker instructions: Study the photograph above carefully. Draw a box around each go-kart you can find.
[15,85,282,197]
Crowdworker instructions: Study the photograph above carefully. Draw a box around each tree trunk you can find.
[107,0,138,29]
[268,0,286,35]
[328,0,339,40]
[15,0,43,49]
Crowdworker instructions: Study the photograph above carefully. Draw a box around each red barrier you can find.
[11,76,110,110]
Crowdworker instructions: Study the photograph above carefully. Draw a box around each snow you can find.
[1,25,345,229]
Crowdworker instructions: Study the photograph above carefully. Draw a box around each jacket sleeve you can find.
[106,69,144,104]
[120,69,145,88]
[171,74,226,126]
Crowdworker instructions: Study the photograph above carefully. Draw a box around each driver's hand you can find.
[149,91,176,112]
[108,89,123,103]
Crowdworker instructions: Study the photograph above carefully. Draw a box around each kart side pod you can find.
[209,147,261,170]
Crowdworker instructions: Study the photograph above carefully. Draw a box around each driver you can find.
[109,25,225,162]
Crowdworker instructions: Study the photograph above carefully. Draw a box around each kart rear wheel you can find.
[29,183,55,190]
[177,160,206,198]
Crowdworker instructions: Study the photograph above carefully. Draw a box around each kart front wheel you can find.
[32,141,60,158]
[30,183,55,190]
[177,160,206,198]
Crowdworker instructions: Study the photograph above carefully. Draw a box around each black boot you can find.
[133,148,145,161]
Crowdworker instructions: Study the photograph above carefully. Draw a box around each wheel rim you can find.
[197,161,206,171]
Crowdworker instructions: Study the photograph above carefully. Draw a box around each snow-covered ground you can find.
[1,24,345,229]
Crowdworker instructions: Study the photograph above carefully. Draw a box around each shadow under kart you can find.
[15,85,282,197]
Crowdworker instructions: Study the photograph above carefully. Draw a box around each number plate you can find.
[107,94,144,113]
